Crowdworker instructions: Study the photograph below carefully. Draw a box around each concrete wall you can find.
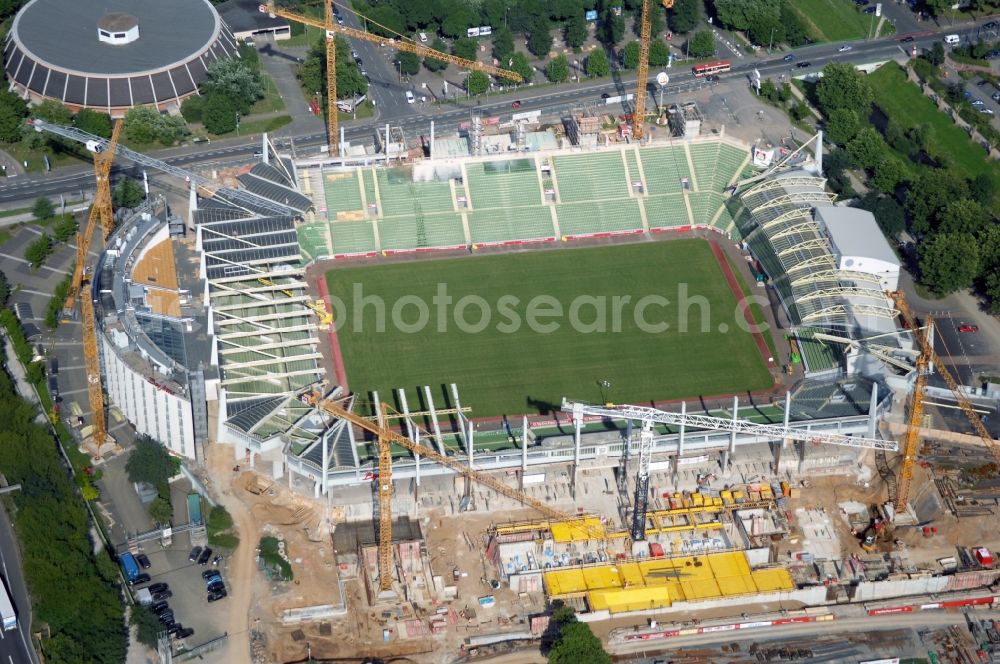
[580,585,828,622]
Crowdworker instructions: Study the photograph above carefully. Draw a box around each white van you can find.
[419,32,428,43]
[944,34,960,45]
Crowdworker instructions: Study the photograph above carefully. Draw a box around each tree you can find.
[816,61,874,116]
[396,51,421,76]
[872,156,906,194]
[466,70,489,95]
[712,0,774,31]
[180,95,206,123]
[919,233,980,295]
[202,93,239,135]
[547,54,570,82]
[53,214,77,243]
[125,435,180,487]
[131,607,162,649]
[203,57,264,114]
[780,1,809,46]
[586,48,611,77]
[424,37,450,72]
[452,37,478,62]
[939,199,990,235]
[441,4,477,39]
[905,169,969,235]
[825,108,860,145]
[298,37,367,107]
[564,12,589,48]
[366,4,406,37]
[148,496,172,524]
[969,173,994,205]
[32,197,54,221]
[926,41,945,66]
[635,4,665,38]
[74,109,113,138]
[846,126,885,170]
[510,52,534,84]
[622,41,641,69]
[32,99,72,126]
[857,193,906,237]
[528,15,553,57]
[24,234,52,268]
[649,39,670,66]
[599,5,625,46]
[669,0,700,33]
[0,88,28,142]
[122,107,186,146]
[493,26,515,64]
[112,178,145,209]
[0,270,8,309]
[747,12,784,50]
[687,30,715,58]
[547,607,611,664]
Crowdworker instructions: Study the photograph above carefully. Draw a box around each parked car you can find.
[992,92,1000,101]
[405,90,415,104]
[972,99,985,106]
[150,601,169,615]
[175,627,195,639]
[783,53,795,61]
[136,554,151,569]
[984,21,997,29]
[981,108,995,115]
[864,6,876,13]
[511,100,521,108]
[900,36,915,43]
[158,612,174,625]
[706,74,720,82]
[600,92,611,99]
[207,589,228,602]
[189,547,202,562]
[197,548,213,565]
[131,573,151,586]
[202,569,221,580]
[959,324,980,332]
[148,582,169,594]
[152,590,173,601]
[838,45,852,52]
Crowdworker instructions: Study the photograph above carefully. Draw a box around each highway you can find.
[0,19,989,206]
[0,506,38,664]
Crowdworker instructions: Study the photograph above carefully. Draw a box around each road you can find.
[0,17,991,206]
[611,608,1000,656]
[0,506,39,664]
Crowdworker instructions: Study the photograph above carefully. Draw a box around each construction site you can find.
[25,1,1000,662]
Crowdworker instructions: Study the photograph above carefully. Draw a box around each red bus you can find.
[693,60,732,77]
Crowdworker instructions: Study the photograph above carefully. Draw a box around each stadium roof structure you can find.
[738,171,897,335]
[813,206,900,268]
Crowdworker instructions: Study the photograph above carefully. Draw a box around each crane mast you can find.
[633,0,653,140]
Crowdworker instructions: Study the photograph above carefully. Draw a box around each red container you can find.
[649,543,665,558]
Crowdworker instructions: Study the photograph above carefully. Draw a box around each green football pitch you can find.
[325,240,773,418]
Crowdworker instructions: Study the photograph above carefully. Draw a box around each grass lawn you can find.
[327,240,773,418]
[789,0,879,42]
[213,115,294,138]
[870,64,998,185]
[2,142,86,174]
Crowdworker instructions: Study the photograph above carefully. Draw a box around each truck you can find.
[0,577,16,631]
[120,552,141,582]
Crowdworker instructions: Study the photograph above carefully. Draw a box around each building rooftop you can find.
[12,0,220,75]
[814,206,899,267]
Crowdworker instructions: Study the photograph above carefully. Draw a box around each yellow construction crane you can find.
[306,393,601,593]
[662,0,675,8]
[895,321,929,511]
[256,276,332,325]
[260,2,523,158]
[889,291,998,510]
[68,119,123,456]
[633,0,653,140]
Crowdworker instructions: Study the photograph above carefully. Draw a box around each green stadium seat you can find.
[556,200,642,237]
[643,194,691,230]
[638,146,692,195]
[465,160,542,210]
[553,152,630,202]
[379,213,466,250]
[330,220,378,255]
[468,207,555,244]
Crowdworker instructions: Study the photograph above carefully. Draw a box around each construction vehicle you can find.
[256,276,332,326]
[259,1,523,157]
[305,392,604,594]
[888,291,998,512]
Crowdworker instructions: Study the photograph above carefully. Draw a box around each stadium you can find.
[3,0,239,115]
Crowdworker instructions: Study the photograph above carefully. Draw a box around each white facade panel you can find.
[837,255,899,291]
[102,335,196,459]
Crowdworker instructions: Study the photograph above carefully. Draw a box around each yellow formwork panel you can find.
[681,577,721,600]
[582,565,622,590]
[619,562,645,588]
[549,517,606,543]
[544,569,587,595]
[588,585,673,613]
[751,568,795,592]
[717,574,755,596]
